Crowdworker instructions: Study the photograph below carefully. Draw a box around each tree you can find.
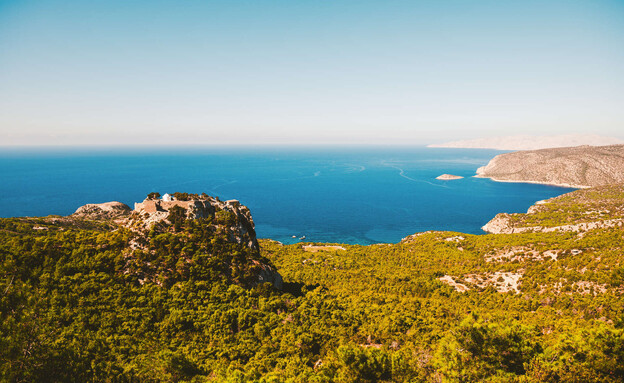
[173,192,189,201]
[167,205,187,232]
[433,314,540,382]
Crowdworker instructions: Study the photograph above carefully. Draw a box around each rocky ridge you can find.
[132,197,259,250]
[72,194,282,289]
[475,144,624,188]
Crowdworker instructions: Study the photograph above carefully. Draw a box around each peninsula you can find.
[475,144,624,188]
[482,184,624,234]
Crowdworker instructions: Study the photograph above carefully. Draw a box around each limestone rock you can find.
[72,201,131,220]
[129,194,282,289]
[133,197,259,250]
[255,263,283,290]
[481,213,514,234]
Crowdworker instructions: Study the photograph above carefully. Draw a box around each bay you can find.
[0,146,574,244]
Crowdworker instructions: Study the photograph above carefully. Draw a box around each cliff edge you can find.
[476,144,624,188]
[132,196,259,250]
[72,193,282,289]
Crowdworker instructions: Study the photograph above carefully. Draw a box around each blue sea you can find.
[0,146,574,245]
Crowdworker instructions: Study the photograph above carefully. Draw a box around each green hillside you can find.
[507,184,624,228]
[2,188,624,382]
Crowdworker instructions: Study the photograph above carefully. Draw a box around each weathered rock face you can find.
[134,199,216,219]
[476,144,624,188]
[131,195,281,288]
[255,262,284,290]
[481,213,514,234]
[72,201,131,220]
[483,214,624,235]
[72,194,282,289]
[133,197,259,250]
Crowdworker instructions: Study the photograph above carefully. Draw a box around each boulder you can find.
[72,201,131,220]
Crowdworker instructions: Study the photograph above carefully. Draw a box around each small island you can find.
[436,174,464,180]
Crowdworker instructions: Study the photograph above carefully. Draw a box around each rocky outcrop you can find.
[133,197,259,250]
[475,144,624,188]
[72,194,282,289]
[134,199,217,219]
[483,214,624,234]
[255,262,283,290]
[72,201,131,220]
[130,194,281,288]
[481,213,515,234]
[439,272,522,293]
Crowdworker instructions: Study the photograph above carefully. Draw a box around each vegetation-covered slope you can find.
[2,190,624,382]
[483,184,624,234]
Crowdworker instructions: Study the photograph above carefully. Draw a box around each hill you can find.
[2,191,624,381]
[483,184,624,234]
[476,144,624,188]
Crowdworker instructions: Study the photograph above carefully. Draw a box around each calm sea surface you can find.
[0,146,574,244]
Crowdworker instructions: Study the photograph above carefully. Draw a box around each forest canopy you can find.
[2,187,624,382]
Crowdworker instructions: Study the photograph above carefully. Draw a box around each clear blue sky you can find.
[1,0,623,146]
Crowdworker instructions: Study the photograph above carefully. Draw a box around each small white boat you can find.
[292,235,297,238]
[299,236,306,240]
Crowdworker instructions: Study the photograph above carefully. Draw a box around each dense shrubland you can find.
[507,184,624,228]
[2,187,624,381]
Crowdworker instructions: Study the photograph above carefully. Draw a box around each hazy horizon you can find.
[2,0,623,146]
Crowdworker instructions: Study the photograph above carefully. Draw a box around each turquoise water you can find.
[0,146,574,244]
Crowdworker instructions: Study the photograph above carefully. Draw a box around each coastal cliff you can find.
[476,144,624,188]
[72,193,282,289]
[132,196,259,251]
[4,186,624,381]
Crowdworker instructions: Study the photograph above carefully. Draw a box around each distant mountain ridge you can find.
[428,134,624,150]
[475,144,624,188]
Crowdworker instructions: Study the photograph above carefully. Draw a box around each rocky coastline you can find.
[481,184,624,234]
[474,144,624,188]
